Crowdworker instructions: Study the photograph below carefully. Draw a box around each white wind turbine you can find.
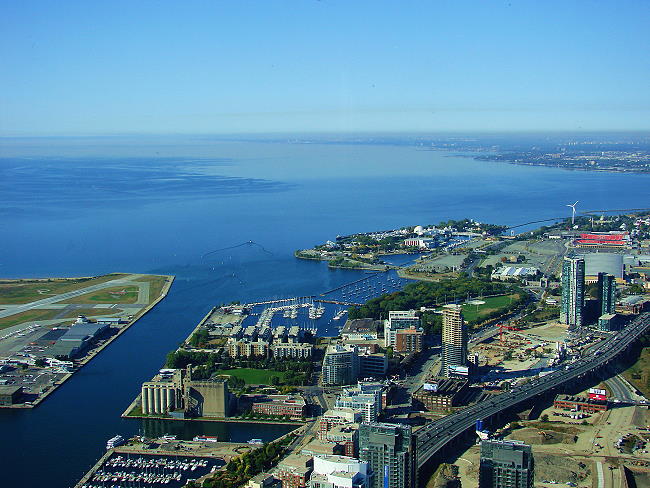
[566,201,578,225]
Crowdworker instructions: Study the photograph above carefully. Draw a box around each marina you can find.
[81,453,222,488]
[237,270,411,336]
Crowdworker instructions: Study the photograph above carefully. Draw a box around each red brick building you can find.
[251,395,306,419]
[275,454,312,488]
[394,326,423,353]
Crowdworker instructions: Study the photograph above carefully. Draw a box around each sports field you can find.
[461,293,519,323]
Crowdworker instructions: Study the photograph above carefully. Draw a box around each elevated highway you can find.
[415,313,650,472]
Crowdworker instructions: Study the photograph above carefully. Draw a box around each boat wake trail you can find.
[201,240,273,259]
[174,272,246,295]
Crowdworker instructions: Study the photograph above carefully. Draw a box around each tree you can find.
[540,414,549,422]
[627,284,646,295]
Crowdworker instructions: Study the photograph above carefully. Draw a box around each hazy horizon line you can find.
[2,129,650,139]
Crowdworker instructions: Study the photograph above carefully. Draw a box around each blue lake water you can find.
[0,135,649,486]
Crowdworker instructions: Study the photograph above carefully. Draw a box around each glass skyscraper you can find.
[479,439,534,488]
[358,422,415,488]
[560,256,585,327]
[597,272,616,315]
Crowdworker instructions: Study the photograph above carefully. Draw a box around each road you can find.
[416,312,650,470]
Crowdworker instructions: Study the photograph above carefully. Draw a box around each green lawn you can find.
[61,286,140,304]
[0,309,62,330]
[214,368,287,385]
[461,294,519,323]
[622,346,650,399]
[61,308,120,319]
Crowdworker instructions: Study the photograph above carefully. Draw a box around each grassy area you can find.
[61,286,140,304]
[526,421,583,435]
[0,306,124,330]
[0,309,62,329]
[126,404,170,418]
[214,368,288,385]
[461,294,520,323]
[0,274,127,305]
[621,345,650,399]
[137,275,171,302]
[127,405,144,417]
[398,270,460,282]
[61,308,121,318]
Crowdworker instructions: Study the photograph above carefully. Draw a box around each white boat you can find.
[332,309,348,321]
[193,435,218,442]
[247,438,263,445]
[106,435,125,449]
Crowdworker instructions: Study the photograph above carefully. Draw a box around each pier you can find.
[319,272,383,295]
[244,296,315,307]
[314,299,364,307]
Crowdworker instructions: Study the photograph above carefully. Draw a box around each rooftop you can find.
[341,318,380,334]
[0,385,22,396]
[277,453,313,471]
[417,376,469,396]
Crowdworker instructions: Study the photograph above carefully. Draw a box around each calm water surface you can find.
[0,136,648,486]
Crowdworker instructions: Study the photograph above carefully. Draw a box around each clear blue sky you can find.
[1,1,649,135]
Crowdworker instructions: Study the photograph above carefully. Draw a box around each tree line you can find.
[348,276,526,334]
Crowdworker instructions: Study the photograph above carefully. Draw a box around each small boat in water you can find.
[193,435,218,442]
[106,435,125,449]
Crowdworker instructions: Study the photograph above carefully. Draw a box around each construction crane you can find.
[496,323,520,344]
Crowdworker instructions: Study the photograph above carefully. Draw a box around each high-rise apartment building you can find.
[384,310,420,347]
[394,327,424,353]
[479,439,534,488]
[358,422,415,488]
[560,256,585,327]
[335,386,382,423]
[597,272,616,316]
[323,344,359,386]
[441,305,467,377]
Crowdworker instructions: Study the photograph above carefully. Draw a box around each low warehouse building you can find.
[412,377,469,411]
[0,386,23,406]
[553,394,608,413]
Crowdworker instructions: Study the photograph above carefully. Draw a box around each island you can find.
[295,218,507,270]
[0,273,174,408]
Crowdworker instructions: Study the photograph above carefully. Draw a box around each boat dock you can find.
[244,296,315,307]
[314,299,364,306]
[74,437,253,488]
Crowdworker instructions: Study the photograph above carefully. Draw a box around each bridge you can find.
[415,312,650,473]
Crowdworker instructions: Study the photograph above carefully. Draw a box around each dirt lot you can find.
[446,399,650,488]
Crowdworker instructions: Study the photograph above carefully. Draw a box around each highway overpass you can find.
[415,312,650,473]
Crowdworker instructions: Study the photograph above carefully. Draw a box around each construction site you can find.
[434,380,650,488]
[470,322,570,392]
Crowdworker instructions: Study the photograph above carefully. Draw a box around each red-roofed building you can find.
[575,232,629,248]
